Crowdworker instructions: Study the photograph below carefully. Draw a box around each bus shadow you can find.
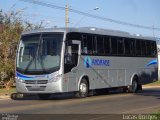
[136,88,160,100]
[10,88,127,101]
[10,88,160,101]
[10,92,79,101]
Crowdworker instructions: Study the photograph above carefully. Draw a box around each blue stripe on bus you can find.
[16,72,34,80]
[146,59,157,67]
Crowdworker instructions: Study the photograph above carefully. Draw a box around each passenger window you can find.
[151,41,157,57]
[111,37,117,55]
[124,39,131,55]
[141,40,146,56]
[82,35,88,54]
[82,34,96,55]
[130,40,135,56]
[136,40,142,56]
[87,35,94,54]
[117,38,124,55]
[146,41,151,56]
[97,36,104,55]
[104,37,110,55]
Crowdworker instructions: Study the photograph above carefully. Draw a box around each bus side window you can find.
[97,36,104,55]
[141,40,146,56]
[82,35,88,54]
[130,40,135,56]
[117,38,124,55]
[111,36,118,55]
[104,37,110,55]
[87,35,94,55]
[136,39,142,56]
[82,34,96,55]
[146,41,151,56]
[151,41,157,57]
[92,36,97,55]
[124,39,131,56]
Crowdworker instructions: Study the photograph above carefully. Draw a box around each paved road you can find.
[0,87,160,114]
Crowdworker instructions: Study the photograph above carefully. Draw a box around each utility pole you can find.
[65,0,69,32]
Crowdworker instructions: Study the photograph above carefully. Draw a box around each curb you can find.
[0,94,10,100]
[0,93,25,100]
[143,86,160,89]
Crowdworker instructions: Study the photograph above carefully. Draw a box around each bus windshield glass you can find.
[16,33,63,74]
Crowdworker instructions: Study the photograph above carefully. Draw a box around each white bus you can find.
[156,38,160,80]
[16,27,158,99]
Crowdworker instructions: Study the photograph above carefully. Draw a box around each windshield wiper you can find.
[23,54,36,74]
[38,38,46,73]
[24,35,42,73]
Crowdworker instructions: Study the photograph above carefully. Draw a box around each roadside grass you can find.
[145,80,160,86]
[0,87,16,95]
[154,110,160,115]
[149,110,160,120]
[136,110,160,120]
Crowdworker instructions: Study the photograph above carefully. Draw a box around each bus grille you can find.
[26,86,46,91]
[25,80,48,84]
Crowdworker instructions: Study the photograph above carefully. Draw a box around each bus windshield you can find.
[16,33,63,74]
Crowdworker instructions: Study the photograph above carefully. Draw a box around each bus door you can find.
[65,40,81,92]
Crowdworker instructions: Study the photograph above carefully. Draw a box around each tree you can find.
[0,9,44,89]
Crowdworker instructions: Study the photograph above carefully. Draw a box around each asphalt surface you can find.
[0,87,160,115]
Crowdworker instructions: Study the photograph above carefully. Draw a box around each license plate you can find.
[32,85,39,88]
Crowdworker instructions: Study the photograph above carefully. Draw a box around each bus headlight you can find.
[16,77,25,83]
[49,75,62,83]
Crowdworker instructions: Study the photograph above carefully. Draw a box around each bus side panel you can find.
[139,67,158,84]
[65,56,158,92]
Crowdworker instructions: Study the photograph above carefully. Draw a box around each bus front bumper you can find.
[16,81,63,94]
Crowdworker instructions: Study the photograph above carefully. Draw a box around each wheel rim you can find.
[80,83,87,94]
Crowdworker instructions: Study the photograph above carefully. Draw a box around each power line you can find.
[19,0,160,31]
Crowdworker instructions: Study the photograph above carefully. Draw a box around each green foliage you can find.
[0,9,44,82]
[146,80,160,86]
[0,87,16,95]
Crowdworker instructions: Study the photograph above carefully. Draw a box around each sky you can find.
[0,0,160,37]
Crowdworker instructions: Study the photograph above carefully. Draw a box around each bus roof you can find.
[22,27,155,41]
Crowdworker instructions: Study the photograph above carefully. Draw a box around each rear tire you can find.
[38,94,51,100]
[76,78,89,98]
[129,77,138,93]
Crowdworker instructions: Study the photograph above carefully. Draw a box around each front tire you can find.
[76,78,89,98]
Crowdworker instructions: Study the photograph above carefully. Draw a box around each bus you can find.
[157,38,160,80]
[16,27,158,99]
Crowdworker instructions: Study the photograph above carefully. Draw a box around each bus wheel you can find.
[76,78,89,98]
[38,94,51,100]
[129,77,138,93]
